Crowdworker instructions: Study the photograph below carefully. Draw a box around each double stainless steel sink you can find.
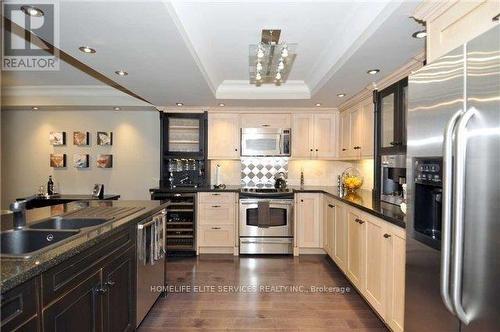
[1,217,110,259]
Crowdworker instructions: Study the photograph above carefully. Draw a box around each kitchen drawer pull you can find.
[355,218,364,224]
[342,148,347,151]
[95,286,108,294]
[328,204,335,208]
[105,280,116,287]
[211,205,221,208]
[211,227,221,230]
[353,146,361,150]
[261,124,270,127]
[383,233,391,238]
[211,193,221,196]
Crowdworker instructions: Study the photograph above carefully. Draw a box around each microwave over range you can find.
[241,128,291,157]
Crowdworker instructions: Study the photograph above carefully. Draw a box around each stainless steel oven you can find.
[239,195,293,254]
[241,128,291,157]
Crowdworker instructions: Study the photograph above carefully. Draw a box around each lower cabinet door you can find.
[43,270,103,332]
[102,247,135,332]
[386,232,406,332]
[198,225,234,247]
[296,193,321,248]
[364,218,386,316]
[333,204,348,270]
[347,209,366,288]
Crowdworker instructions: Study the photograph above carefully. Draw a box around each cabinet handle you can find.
[211,227,221,230]
[383,233,391,238]
[212,193,221,196]
[328,204,335,208]
[95,286,108,294]
[390,141,402,146]
[261,124,270,127]
[353,146,361,150]
[310,148,313,152]
[315,149,318,152]
[342,148,347,151]
[235,148,238,151]
[300,199,304,202]
[355,218,364,224]
[211,205,221,208]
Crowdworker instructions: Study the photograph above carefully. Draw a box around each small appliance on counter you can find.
[274,172,287,190]
[92,184,104,199]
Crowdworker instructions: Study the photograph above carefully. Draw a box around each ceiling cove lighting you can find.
[176,103,183,107]
[115,70,128,76]
[249,29,297,85]
[337,93,346,98]
[79,46,96,54]
[412,30,427,39]
[367,69,380,75]
[21,5,44,17]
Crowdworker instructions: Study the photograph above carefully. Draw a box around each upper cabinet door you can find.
[380,88,397,150]
[162,113,207,157]
[313,113,338,159]
[377,78,407,154]
[350,107,363,158]
[292,114,314,158]
[240,114,291,128]
[208,113,240,159]
[361,100,374,158]
[339,111,351,158]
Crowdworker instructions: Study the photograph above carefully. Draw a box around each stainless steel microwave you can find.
[241,128,291,157]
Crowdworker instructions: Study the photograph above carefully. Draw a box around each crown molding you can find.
[2,85,151,107]
[339,50,425,111]
[216,80,311,100]
[412,0,458,22]
[160,106,338,114]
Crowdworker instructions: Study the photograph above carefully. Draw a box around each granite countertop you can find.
[17,194,120,201]
[289,186,406,228]
[151,185,406,228]
[1,200,167,293]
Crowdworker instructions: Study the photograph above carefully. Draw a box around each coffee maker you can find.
[380,154,406,205]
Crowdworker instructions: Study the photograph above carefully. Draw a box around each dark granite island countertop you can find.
[289,186,406,228]
[0,200,167,293]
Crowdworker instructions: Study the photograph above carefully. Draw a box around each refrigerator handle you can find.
[441,110,462,315]
[452,108,477,325]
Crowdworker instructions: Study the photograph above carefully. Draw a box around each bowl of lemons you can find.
[341,168,364,193]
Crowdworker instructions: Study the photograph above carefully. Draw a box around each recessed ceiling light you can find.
[176,102,184,107]
[32,106,39,110]
[113,107,121,111]
[337,93,346,98]
[115,70,128,76]
[218,103,225,107]
[412,30,427,39]
[79,46,96,54]
[21,5,44,17]
[315,103,321,107]
[367,69,380,75]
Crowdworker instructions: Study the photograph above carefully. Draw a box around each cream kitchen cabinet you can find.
[296,193,322,248]
[332,203,348,271]
[414,0,500,63]
[339,98,374,160]
[292,113,338,159]
[323,196,336,257]
[240,113,291,128]
[208,113,240,159]
[346,208,366,289]
[197,192,237,254]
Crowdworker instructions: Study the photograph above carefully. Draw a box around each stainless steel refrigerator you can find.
[405,25,500,332]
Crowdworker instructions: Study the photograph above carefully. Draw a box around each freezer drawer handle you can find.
[451,108,476,325]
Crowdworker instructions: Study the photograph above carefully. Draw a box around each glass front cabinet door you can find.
[377,78,407,154]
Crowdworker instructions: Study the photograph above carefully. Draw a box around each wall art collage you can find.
[49,131,113,169]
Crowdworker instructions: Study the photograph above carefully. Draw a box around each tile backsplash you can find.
[240,157,288,187]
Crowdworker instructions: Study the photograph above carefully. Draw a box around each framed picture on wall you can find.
[73,154,89,168]
[97,154,113,168]
[49,132,66,146]
[50,154,66,168]
[97,132,113,146]
[73,131,89,146]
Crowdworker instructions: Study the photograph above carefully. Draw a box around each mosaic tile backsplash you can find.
[241,157,288,187]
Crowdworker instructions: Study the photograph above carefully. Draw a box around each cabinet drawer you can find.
[41,226,133,306]
[1,278,39,331]
[198,192,235,204]
[240,113,291,128]
[198,225,234,247]
[198,203,235,225]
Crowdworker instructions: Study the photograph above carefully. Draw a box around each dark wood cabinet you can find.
[0,278,40,332]
[102,247,135,332]
[43,270,103,332]
[375,78,408,155]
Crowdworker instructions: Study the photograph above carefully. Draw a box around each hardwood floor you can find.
[139,254,387,332]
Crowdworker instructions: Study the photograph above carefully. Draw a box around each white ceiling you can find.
[1,0,425,108]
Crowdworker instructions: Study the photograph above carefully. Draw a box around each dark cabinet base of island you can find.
[1,225,137,332]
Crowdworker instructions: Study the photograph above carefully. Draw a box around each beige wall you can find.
[1,109,160,208]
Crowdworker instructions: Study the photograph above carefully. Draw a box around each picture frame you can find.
[73,131,90,146]
[97,131,113,146]
[97,154,113,168]
[49,132,66,146]
[50,154,66,168]
[73,154,89,168]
